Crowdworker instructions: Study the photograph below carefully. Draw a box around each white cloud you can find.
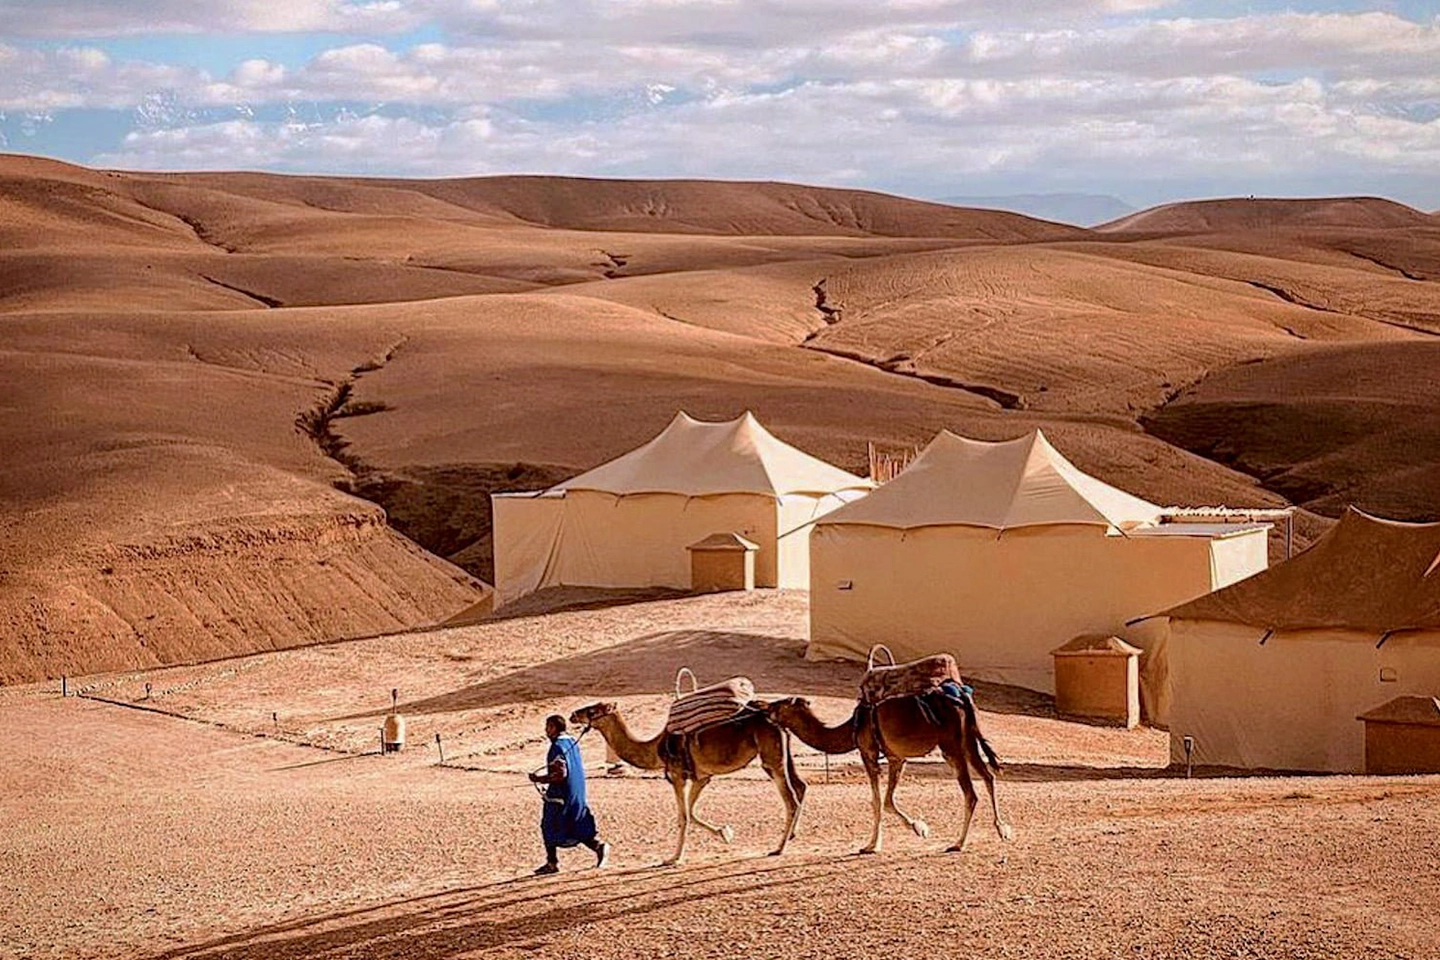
[0,1,420,37]
[9,12,1435,114]
[427,0,1178,45]
[94,74,1440,189]
[7,4,1437,204]
[0,44,201,110]
[944,12,1440,80]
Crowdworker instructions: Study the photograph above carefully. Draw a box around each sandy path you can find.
[6,592,1439,959]
[6,695,1439,960]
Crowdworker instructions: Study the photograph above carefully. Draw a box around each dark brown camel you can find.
[569,702,806,865]
[766,693,1011,853]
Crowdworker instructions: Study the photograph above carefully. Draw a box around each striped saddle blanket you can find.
[859,653,963,705]
[665,676,757,736]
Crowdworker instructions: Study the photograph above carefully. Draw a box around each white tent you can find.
[807,429,1269,694]
[1150,509,1440,773]
[492,412,873,605]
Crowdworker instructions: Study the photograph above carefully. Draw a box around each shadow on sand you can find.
[334,628,1061,725]
[333,629,867,722]
[484,586,693,623]
[144,854,859,960]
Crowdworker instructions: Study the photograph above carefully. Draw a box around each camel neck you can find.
[597,713,664,770]
[784,706,856,754]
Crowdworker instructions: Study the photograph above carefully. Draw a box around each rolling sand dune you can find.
[2,155,1437,682]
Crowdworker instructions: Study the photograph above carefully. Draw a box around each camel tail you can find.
[959,691,1001,773]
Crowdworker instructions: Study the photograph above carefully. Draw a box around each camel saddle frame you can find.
[858,644,963,705]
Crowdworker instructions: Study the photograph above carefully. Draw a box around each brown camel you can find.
[766,693,1012,853]
[569,702,806,865]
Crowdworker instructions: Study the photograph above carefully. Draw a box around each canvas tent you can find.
[492,411,873,605]
[806,429,1268,694]
[1149,509,1440,773]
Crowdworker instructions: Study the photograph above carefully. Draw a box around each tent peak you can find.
[548,409,872,498]
[821,427,1161,532]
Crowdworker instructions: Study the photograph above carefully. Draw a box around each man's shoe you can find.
[595,842,611,868]
[534,862,559,875]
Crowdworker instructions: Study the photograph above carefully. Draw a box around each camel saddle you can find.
[859,649,963,706]
[665,674,757,736]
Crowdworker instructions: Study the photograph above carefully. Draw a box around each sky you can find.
[1,1,1436,209]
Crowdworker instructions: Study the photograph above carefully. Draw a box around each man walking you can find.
[529,714,609,874]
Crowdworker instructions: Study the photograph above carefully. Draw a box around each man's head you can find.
[544,714,567,741]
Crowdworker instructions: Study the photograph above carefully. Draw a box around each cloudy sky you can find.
[1,1,1436,208]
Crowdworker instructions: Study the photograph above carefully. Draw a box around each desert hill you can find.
[1100,196,1432,234]
[5,157,1049,312]
[1143,341,1440,522]
[164,169,1088,240]
[2,153,1437,682]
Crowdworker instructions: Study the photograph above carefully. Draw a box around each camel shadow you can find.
[998,762,1329,782]
[143,855,856,960]
[332,629,867,722]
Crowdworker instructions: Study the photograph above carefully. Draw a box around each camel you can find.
[766,691,1012,854]
[569,701,806,865]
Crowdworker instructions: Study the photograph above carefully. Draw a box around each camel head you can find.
[765,696,812,724]
[569,701,618,728]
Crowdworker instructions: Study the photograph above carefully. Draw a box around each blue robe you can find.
[541,734,598,848]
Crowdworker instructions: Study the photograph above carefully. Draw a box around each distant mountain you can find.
[938,193,1134,227]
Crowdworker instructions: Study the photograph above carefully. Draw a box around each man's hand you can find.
[530,757,567,786]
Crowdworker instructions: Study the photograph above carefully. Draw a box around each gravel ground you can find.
[5,592,1439,960]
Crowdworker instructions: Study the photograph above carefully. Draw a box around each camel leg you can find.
[859,754,884,854]
[945,750,979,853]
[759,732,803,857]
[882,757,930,839]
[685,777,735,845]
[966,733,1014,841]
[661,775,690,866]
[783,730,806,840]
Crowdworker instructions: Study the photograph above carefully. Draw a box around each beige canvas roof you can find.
[553,411,874,499]
[814,429,1162,531]
[1163,508,1440,633]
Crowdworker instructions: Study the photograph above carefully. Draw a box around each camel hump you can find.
[859,653,962,705]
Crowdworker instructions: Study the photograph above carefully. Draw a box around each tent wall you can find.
[492,494,567,606]
[493,491,778,603]
[1167,620,1440,773]
[1123,616,1174,727]
[776,492,867,591]
[808,524,1227,694]
[1208,531,1270,590]
[1121,529,1267,728]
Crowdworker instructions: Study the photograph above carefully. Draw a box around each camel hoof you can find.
[945,842,969,854]
[858,846,878,856]
[767,848,785,858]
[720,825,735,845]
[999,823,1015,841]
[912,819,931,839]
[660,857,681,868]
